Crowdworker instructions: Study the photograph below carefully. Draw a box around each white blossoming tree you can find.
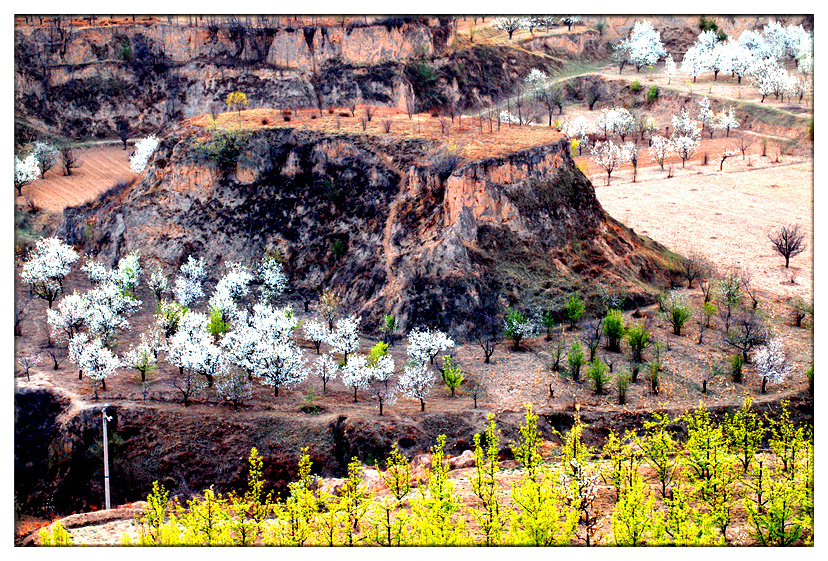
[166,311,224,391]
[32,141,59,179]
[46,292,88,343]
[714,106,740,137]
[74,337,121,399]
[697,97,715,138]
[681,45,710,82]
[313,353,339,393]
[397,361,436,412]
[129,135,159,173]
[753,337,791,394]
[173,255,208,308]
[664,53,677,84]
[303,319,330,354]
[122,334,158,382]
[85,280,142,348]
[114,250,142,295]
[649,135,673,170]
[14,152,39,196]
[81,256,114,286]
[21,237,79,307]
[670,108,701,167]
[254,337,307,398]
[591,140,632,185]
[341,354,373,402]
[721,41,754,84]
[327,315,361,363]
[626,20,666,72]
[148,266,170,303]
[492,16,527,41]
[407,327,454,365]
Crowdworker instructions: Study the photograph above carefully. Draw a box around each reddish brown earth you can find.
[14,53,813,545]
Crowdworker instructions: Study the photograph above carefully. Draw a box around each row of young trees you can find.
[19,231,810,410]
[621,18,813,104]
[14,141,84,195]
[39,399,813,546]
[18,236,476,412]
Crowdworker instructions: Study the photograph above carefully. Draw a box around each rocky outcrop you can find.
[14,18,556,141]
[59,125,672,333]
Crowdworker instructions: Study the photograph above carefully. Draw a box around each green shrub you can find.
[646,85,659,103]
[565,294,585,328]
[567,340,585,382]
[587,360,611,395]
[331,239,346,259]
[698,16,719,32]
[661,292,693,336]
[625,322,650,363]
[439,355,464,397]
[603,309,626,352]
[119,37,133,61]
[806,363,813,394]
[630,79,642,92]
[195,129,248,171]
[616,370,630,404]
[730,354,744,383]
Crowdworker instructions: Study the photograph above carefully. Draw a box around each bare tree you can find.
[579,318,604,362]
[116,119,131,150]
[470,309,501,364]
[15,294,32,337]
[404,85,416,119]
[735,134,753,160]
[724,311,769,364]
[42,341,68,370]
[365,105,375,122]
[768,223,807,268]
[739,269,761,310]
[18,354,43,381]
[381,118,392,133]
[60,146,82,176]
[679,251,711,289]
[586,81,607,111]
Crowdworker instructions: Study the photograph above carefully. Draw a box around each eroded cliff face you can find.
[14,18,455,140]
[59,126,671,332]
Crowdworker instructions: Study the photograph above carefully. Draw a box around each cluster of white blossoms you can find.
[326,315,361,360]
[397,361,437,411]
[21,237,79,301]
[406,327,454,366]
[596,107,636,141]
[173,255,207,308]
[753,337,791,386]
[129,134,159,173]
[258,254,287,304]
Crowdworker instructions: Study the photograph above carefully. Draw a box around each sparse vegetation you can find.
[13,15,814,545]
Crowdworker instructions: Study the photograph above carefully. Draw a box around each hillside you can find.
[56,121,672,332]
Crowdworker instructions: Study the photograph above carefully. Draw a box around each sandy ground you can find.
[18,144,137,213]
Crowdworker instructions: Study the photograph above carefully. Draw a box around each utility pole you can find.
[102,405,112,510]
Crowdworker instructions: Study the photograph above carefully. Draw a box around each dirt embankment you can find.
[56,125,671,332]
[15,377,813,525]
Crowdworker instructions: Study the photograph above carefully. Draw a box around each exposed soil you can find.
[14,22,814,545]
[17,144,136,214]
